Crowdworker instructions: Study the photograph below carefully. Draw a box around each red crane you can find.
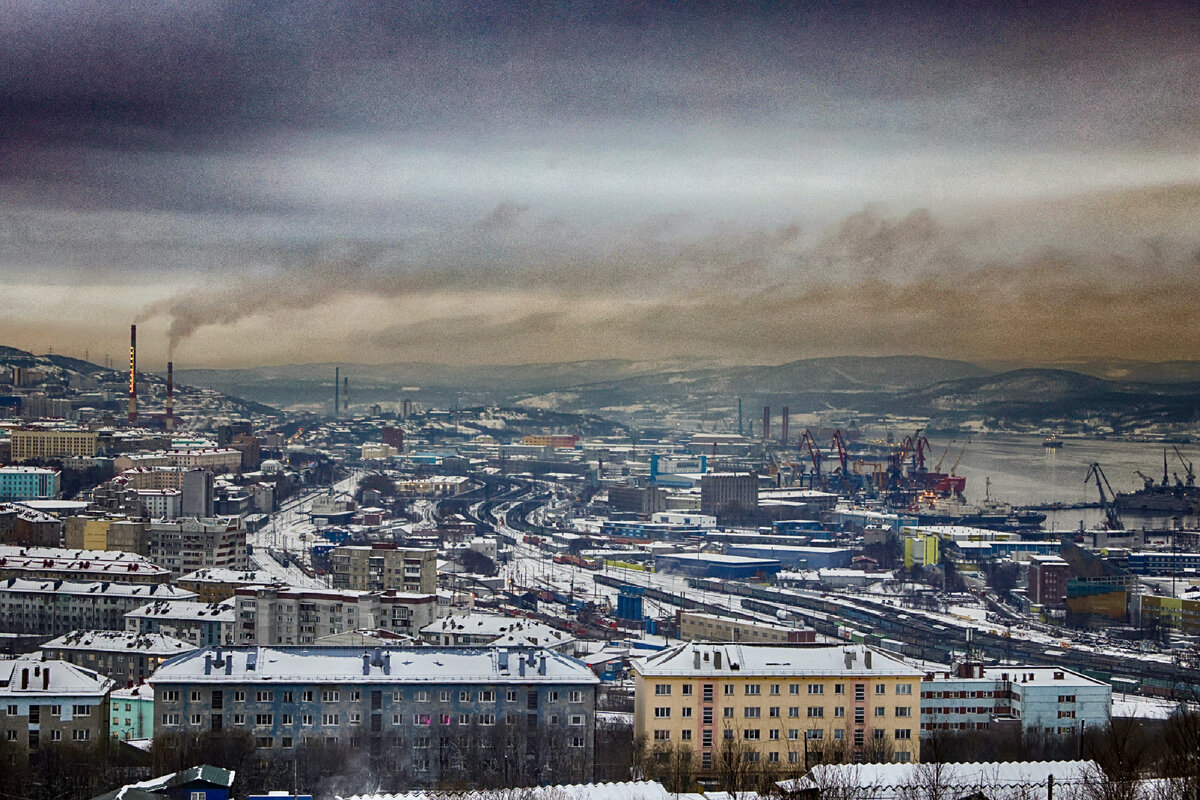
[799,429,823,477]
[831,429,850,474]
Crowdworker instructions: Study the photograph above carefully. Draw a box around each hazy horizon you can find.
[3,2,1198,368]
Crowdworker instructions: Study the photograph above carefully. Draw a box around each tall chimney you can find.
[343,376,349,415]
[781,406,790,446]
[762,406,770,442]
[128,324,137,423]
[165,361,175,431]
[334,367,340,417]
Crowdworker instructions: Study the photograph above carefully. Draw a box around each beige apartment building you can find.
[633,643,923,773]
[330,544,437,593]
[11,429,99,462]
[679,611,817,645]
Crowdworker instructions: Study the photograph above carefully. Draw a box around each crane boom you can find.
[1085,462,1123,530]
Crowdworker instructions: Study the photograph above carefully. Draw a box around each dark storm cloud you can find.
[2,1,1199,365]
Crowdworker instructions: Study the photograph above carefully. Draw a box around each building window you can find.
[440,690,450,702]
[654,730,670,741]
[479,690,495,702]
[234,691,246,702]
[895,729,912,740]
[769,729,780,740]
[190,691,202,703]
[854,708,865,725]
[256,691,274,702]
[723,707,734,718]
[256,714,273,726]
[769,707,780,718]
[72,729,91,742]
[414,714,431,726]
[743,729,760,740]
[233,714,246,725]
[51,705,61,716]
[304,691,315,702]
[702,708,713,724]
[479,713,496,726]
[855,684,866,701]
[682,685,693,696]
[322,714,339,726]
[282,737,293,748]
[161,691,179,703]
[744,707,760,719]
[808,684,824,695]
[874,707,886,718]
[570,736,585,748]
[835,706,846,718]
[322,690,340,702]
[681,707,692,718]
[745,684,761,695]
[655,684,671,695]
[895,751,912,763]
[569,714,583,726]
[770,684,780,695]
[459,713,471,724]
[897,684,912,695]
[190,714,203,726]
[896,707,912,717]
[161,713,180,726]
[460,691,471,702]
[654,708,671,719]
[256,736,273,748]
[807,707,824,718]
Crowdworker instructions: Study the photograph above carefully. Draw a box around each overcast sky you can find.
[1,1,1198,367]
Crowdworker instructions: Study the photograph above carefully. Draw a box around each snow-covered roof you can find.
[125,599,234,621]
[179,568,285,585]
[925,665,1109,689]
[634,642,922,678]
[0,657,114,698]
[0,546,167,579]
[420,614,559,639]
[0,577,195,600]
[339,782,680,800]
[150,646,601,686]
[41,629,197,656]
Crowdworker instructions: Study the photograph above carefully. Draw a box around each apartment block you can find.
[1028,555,1071,608]
[633,643,923,771]
[920,663,1111,738]
[0,578,195,636]
[0,545,168,585]
[147,517,248,576]
[109,683,154,740]
[234,586,441,645]
[150,645,599,786]
[331,545,437,593]
[11,429,99,462]
[0,466,60,501]
[64,516,149,554]
[124,599,236,647]
[0,658,113,753]
[40,629,196,685]
[178,568,286,602]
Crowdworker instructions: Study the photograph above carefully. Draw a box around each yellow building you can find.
[64,516,148,554]
[522,434,580,448]
[11,429,99,462]
[633,643,922,773]
[1136,594,1200,634]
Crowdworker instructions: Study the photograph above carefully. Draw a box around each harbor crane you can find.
[950,439,972,476]
[933,440,956,473]
[1085,462,1123,530]
[799,429,823,479]
[1172,445,1195,487]
[830,429,850,474]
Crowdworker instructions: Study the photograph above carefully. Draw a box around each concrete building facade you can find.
[633,643,923,771]
[0,658,113,753]
[234,586,440,645]
[147,517,248,576]
[0,578,195,636]
[0,466,60,501]
[331,545,437,593]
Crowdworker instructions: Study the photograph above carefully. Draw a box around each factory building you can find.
[633,643,923,771]
[653,552,782,580]
[150,645,599,786]
[700,472,759,517]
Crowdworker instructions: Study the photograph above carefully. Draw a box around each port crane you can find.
[1172,445,1195,487]
[798,429,823,480]
[1085,462,1123,530]
[949,439,971,476]
[933,440,956,473]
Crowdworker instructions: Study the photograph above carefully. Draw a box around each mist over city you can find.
[1,3,1200,800]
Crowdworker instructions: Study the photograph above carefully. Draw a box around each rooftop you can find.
[0,656,114,697]
[151,646,600,685]
[125,599,233,620]
[634,642,923,678]
[0,577,196,599]
[41,629,197,656]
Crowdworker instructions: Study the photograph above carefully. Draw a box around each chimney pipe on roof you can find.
[42,668,49,690]
[363,653,371,675]
[714,651,722,670]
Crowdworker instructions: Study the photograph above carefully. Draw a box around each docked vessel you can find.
[1042,435,1063,449]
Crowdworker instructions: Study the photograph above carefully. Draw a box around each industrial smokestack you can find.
[738,398,743,436]
[781,406,790,446]
[166,361,175,431]
[343,377,349,415]
[762,406,770,442]
[128,324,137,424]
[334,367,340,417]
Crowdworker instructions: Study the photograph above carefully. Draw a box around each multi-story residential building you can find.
[395,476,471,496]
[0,504,62,547]
[124,599,236,647]
[178,568,286,602]
[699,472,758,517]
[920,663,1112,738]
[0,545,169,585]
[678,612,817,645]
[235,587,440,645]
[420,615,575,653]
[164,448,243,472]
[331,544,437,593]
[63,516,148,553]
[0,466,60,501]
[1028,555,1071,608]
[109,682,154,740]
[10,429,99,462]
[135,488,183,519]
[147,517,247,576]
[0,578,196,636]
[40,630,196,685]
[633,643,923,772]
[150,645,600,786]
[0,657,113,753]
